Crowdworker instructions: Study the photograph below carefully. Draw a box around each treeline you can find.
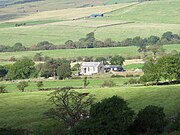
[0,57,72,81]
[140,52,180,84]
[0,31,179,52]
[0,55,125,81]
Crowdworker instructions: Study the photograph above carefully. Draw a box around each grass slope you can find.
[0,44,179,61]
[0,85,180,129]
[0,0,179,46]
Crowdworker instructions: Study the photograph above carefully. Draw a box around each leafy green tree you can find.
[0,85,7,93]
[147,45,165,60]
[57,60,72,80]
[72,63,81,71]
[140,58,161,84]
[94,57,108,64]
[110,55,125,66]
[11,42,26,52]
[83,76,90,88]
[45,88,94,128]
[147,35,160,45]
[130,105,166,135]
[157,53,180,81]
[65,40,76,49]
[161,31,173,41]
[6,57,37,80]
[17,81,29,92]
[0,65,8,78]
[71,96,135,135]
[36,81,44,90]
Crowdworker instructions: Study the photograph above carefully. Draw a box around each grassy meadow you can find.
[0,76,131,92]
[0,0,179,46]
[0,44,179,61]
[0,85,180,129]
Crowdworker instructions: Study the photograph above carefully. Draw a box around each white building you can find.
[80,62,104,75]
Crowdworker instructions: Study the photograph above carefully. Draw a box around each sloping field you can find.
[0,85,180,129]
[0,44,179,61]
[0,0,179,46]
[8,2,136,22]
[103,0,180,24]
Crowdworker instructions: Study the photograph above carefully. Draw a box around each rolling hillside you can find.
[0,0,179,46]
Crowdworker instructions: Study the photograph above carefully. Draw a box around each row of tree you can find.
[141,52,180,84]
[44,89,180,135]
[0,31,179,52]
[0,55,125,81]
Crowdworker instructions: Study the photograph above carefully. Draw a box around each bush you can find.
[101,80,116,87]
[71,96,135,135]
[130,105,166,135]
[0,85,7,93]
[0,127,28,135]
[168,113,180,132]
[111,74,124,78]
[124,78,141,85]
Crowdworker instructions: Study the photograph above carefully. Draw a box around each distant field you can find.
[0,44,179,61]
[0,77,130,92]
[0,85,180,129]
[0,0,179,46]
[124,63,144,70]
[103,0,180,24]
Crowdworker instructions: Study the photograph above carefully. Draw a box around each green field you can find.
[0,77,130,92]
[0,44,179,61]
[124,63,144,70]
[0,85,180,129]
[0,0,179,46]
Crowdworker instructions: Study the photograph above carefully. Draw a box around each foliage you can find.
[0,65,8,78]
[71,63,81,71]
[94,57,108,64]
[110,55,125,66]
[101,80,116,87]
[169,113,180,131]
[141,53,180,84]
[6,57,37,80]
[36,81,44,90]
[17,81,29,92]
[83,76,90,88]
[57,59,72,80]
[0,85,7,93]
[0,127,28,135]
[45,88,95,128]
[71,96,135,135]
[130,105,166,135]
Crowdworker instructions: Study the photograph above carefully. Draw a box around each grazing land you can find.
[0,44,179,61]
[0,85,180,129]
[0,0,179,46]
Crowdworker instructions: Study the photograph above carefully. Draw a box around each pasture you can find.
[0,0,179,46]
[0,85,180,129]
[0,76,131,92]
[0,44,179,61]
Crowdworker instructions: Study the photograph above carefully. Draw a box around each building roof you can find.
[104,65,121,68]
[82,62,102,67]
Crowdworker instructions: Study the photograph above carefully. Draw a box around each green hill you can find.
[0,0,179,46]
[0,85,180,129]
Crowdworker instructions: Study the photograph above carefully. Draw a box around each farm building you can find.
[80,62,104,75]
[90,13,104,18]
[104,65,125,72]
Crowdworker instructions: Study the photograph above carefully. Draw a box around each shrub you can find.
[0,85,7,93]
[101,80,116,87]
[71,96,135,135]
[125,78,141,85]
[111,74,124,78]
[130,105,166,135]
[17,81,29,92]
